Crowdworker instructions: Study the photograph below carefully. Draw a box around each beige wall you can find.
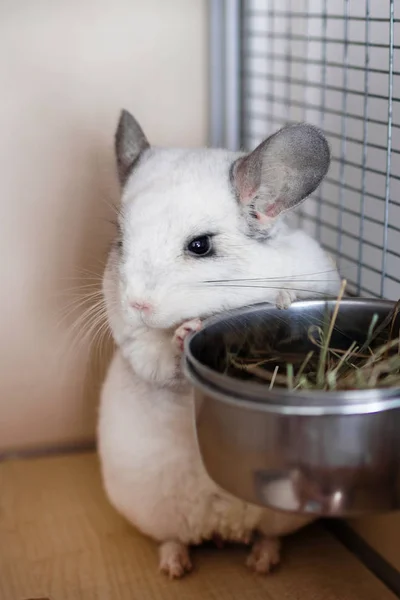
[0,0,208,453]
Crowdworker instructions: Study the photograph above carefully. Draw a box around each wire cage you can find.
[210,0,400,300]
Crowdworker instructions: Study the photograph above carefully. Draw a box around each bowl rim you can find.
[184,298,400,412]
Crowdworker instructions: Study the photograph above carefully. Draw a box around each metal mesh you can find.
[241,0,400,299]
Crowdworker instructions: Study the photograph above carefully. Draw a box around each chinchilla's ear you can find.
[115,109,150,187]
[232,123,330,235]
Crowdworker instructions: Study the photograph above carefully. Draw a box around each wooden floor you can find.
[0,452,396,600]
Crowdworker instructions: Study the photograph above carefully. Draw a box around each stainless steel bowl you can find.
[184,299,400,517]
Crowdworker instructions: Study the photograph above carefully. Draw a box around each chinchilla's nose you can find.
[130,300,153,314]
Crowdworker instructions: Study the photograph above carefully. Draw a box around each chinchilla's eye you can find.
[187,235,213,257]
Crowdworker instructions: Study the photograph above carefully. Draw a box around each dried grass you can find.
[228,281,400,391]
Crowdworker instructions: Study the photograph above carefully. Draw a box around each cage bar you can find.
[241,0,400,300]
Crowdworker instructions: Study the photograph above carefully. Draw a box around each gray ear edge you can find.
[115,109,150,187]
[264,123,331,217]
[276,123,331,202]
[232,123,330,225]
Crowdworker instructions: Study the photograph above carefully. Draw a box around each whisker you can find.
[99,194,119,215]
[203,279,339,285]
[203,268,340,283]
[59,270,103,282]
[64,303,110,360]
[60,298,106,333]
[59,276,103,283]
[104,218,119,228]
[81,312,110,351]
[60,286,103,295]
[55,286,103,298]
[203,285,339,296]
[56,292,105,322]
[57,297,103,320]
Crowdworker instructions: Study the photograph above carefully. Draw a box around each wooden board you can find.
[0,452,396,600]
[348,514,400,572]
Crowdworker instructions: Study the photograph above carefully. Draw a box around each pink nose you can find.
[130,300,152,313]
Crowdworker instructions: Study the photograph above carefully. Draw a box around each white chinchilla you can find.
[98,110,341,578]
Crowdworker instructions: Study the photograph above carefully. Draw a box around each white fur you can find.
[99,352,309,545]
[97,145,341,568]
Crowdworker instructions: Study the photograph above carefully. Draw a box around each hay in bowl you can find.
[186,281,400,400]
[212,282,400,393]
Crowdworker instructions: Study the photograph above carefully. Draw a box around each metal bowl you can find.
[184,299,400,517]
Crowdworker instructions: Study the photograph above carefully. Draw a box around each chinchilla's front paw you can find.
[172,318,202,352]
[275,289,297,309]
